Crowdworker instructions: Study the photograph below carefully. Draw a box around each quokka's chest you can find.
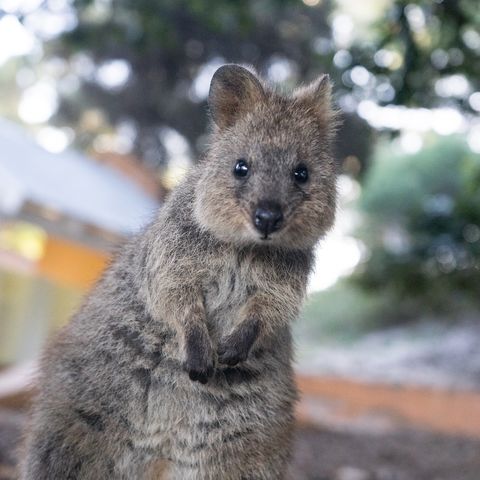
[201,252,260,337]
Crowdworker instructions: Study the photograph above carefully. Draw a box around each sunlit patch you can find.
[435,74,470,99]
[331,14,354,48]
[267,57,296,83]
[160,127,192,189]
[357,101,467,135]
[302,0,322,6]
[95,59,131,90]
[190,57,225,102]
[18,81,58,124]
[0,14,36,66]
[0,221,47,261]
[398,131,423,154]
[467,125,480,153]
[469,92,480,112]
[308,175,363,292]
[35,126,72,153]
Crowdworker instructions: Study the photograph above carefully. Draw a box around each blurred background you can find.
[1,0,480,478]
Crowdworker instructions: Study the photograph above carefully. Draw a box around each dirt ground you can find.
[2,409,480,480]
[288,425,480,480]
[297,375,480,437]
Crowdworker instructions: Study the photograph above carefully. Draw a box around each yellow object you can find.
[0,222,47,261]
[37,236,109,290]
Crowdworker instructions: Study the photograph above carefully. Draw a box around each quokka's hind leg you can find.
[20,415,139,480]
[21,428,115,479]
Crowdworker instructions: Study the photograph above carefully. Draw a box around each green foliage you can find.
[342,0,480,110]
[45,0,335,167]
[6,0,479,172]
[354,137,480,315]
[297,280,391,342]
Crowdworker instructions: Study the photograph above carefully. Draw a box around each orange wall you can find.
[37,236,109,290]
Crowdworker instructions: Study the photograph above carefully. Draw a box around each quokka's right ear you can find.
[294,74,339,128]
[208,64,266,129]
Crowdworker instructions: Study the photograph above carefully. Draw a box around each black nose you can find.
[253,202,284,237]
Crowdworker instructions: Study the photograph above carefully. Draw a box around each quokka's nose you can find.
[253,202,284,237]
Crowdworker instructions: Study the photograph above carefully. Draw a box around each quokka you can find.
[21,64,338,480]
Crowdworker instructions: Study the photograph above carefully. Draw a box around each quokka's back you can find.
[21,64,338,480]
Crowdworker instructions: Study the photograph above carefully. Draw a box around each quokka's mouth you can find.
[260,231,279,241]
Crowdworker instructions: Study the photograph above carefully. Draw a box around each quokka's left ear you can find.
[294,74,338,125]
[208,64,266,130]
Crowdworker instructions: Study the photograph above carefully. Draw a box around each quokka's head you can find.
[193,64,339,250]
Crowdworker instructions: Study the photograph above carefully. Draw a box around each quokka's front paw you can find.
[184,325,215,384]
[218,318,260,367]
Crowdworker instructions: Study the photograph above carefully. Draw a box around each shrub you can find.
[353,136,480,316]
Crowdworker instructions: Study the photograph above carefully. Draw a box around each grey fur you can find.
[21,64,338,480]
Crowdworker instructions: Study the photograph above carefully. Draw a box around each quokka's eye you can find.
[293,165,309,184]
[233,159,249,178]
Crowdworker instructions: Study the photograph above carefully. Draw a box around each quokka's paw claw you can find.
[217,345,247,367]
[184,325,215,384]
[218,318,260,367]
[186,363,214,384]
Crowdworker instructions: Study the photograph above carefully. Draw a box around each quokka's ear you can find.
[294,74,336,123]
[208,64,266,129]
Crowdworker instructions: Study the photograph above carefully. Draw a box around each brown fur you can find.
[20,64,338,479]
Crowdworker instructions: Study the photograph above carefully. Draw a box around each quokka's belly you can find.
[140,354,297,458]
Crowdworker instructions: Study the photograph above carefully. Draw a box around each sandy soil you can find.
[297,320,480,390]
[297,376,480,437]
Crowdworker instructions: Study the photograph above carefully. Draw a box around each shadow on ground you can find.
[289,424,480,480]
